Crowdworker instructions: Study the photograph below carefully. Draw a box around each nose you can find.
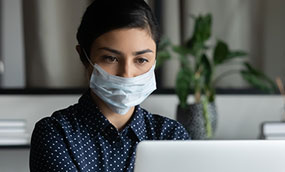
[117,61,133,78]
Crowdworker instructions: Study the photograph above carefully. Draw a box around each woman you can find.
[29,0,190,171]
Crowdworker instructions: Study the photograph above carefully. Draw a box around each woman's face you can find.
[87,28,156,78]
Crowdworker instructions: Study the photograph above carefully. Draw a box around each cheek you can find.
[134,64,154,76]
[143,57,156,70]
[96,63,119,76]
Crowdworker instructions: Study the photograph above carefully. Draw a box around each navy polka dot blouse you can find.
[30,91,190,172]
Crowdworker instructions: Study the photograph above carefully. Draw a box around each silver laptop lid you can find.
[134,140,285,172]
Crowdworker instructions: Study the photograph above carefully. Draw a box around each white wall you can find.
[0,94,283,140]
[23,0,89,88]
[0,94,284,171]
[0,0,25,88]
[263,0,285,80]
[160,0,181,88]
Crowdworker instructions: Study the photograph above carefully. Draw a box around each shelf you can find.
[0,144,30,149]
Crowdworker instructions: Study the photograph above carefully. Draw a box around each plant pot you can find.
[176,102,217,140]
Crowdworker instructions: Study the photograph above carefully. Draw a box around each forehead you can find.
[91,28,156,52]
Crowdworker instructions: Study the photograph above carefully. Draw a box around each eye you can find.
[136,57,149,64]
[102,55,118,64]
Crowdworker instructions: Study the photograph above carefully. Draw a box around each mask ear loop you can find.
[82,48,95,66]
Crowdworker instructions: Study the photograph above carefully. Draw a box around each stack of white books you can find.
[0,119,29,145]
[262,122,285,140]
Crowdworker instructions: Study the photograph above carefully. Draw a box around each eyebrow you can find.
[134,49,153,56]
[98,47,153,56]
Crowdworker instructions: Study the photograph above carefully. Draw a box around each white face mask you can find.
[83,49,156,115]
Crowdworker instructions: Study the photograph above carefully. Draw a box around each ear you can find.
[76,45,93,79]
[76,45,89,68]
[76,45,83,57]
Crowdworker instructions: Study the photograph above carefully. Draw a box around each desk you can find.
[0,146,30,172]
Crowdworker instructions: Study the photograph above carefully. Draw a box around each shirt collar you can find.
[78,90,110,134]
[129,106,147,142]
[78,90,147,141]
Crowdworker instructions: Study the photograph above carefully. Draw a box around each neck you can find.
[90,91,134,131]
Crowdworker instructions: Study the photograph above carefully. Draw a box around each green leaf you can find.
[214,41,248,65]
[201,54,212,86]
[227,51,247,59]
[156,50,171,67]
[213,40,229,65]
[243,62,262,76]
[193,14,212,43]
[172,45,192,55]
[185,14,212,56]
[200,54,215,102]
[156,36,172,67]
[241,71,273,93]
[241,62,277,93]
[179,54,190,66]
[175,67,193,108]
[158,36,171,51]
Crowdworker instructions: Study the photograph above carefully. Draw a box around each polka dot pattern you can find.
[29,91,190,171]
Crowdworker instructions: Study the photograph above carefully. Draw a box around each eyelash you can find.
[136,58,149,64]
[102,55,118,63]
[101,55,149,64]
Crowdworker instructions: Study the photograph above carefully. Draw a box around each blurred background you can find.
[0,0,284,90]
[0,1,285,171]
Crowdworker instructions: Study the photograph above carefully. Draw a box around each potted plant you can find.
[157,14,276,139]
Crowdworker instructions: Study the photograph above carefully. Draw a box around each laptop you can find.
[134,140,285,172]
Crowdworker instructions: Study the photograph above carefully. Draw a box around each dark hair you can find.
[76,0,160,65]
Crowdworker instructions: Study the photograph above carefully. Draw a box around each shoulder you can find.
[30,105,80,171]
[139,107,190,140]
[33,104,80,137]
